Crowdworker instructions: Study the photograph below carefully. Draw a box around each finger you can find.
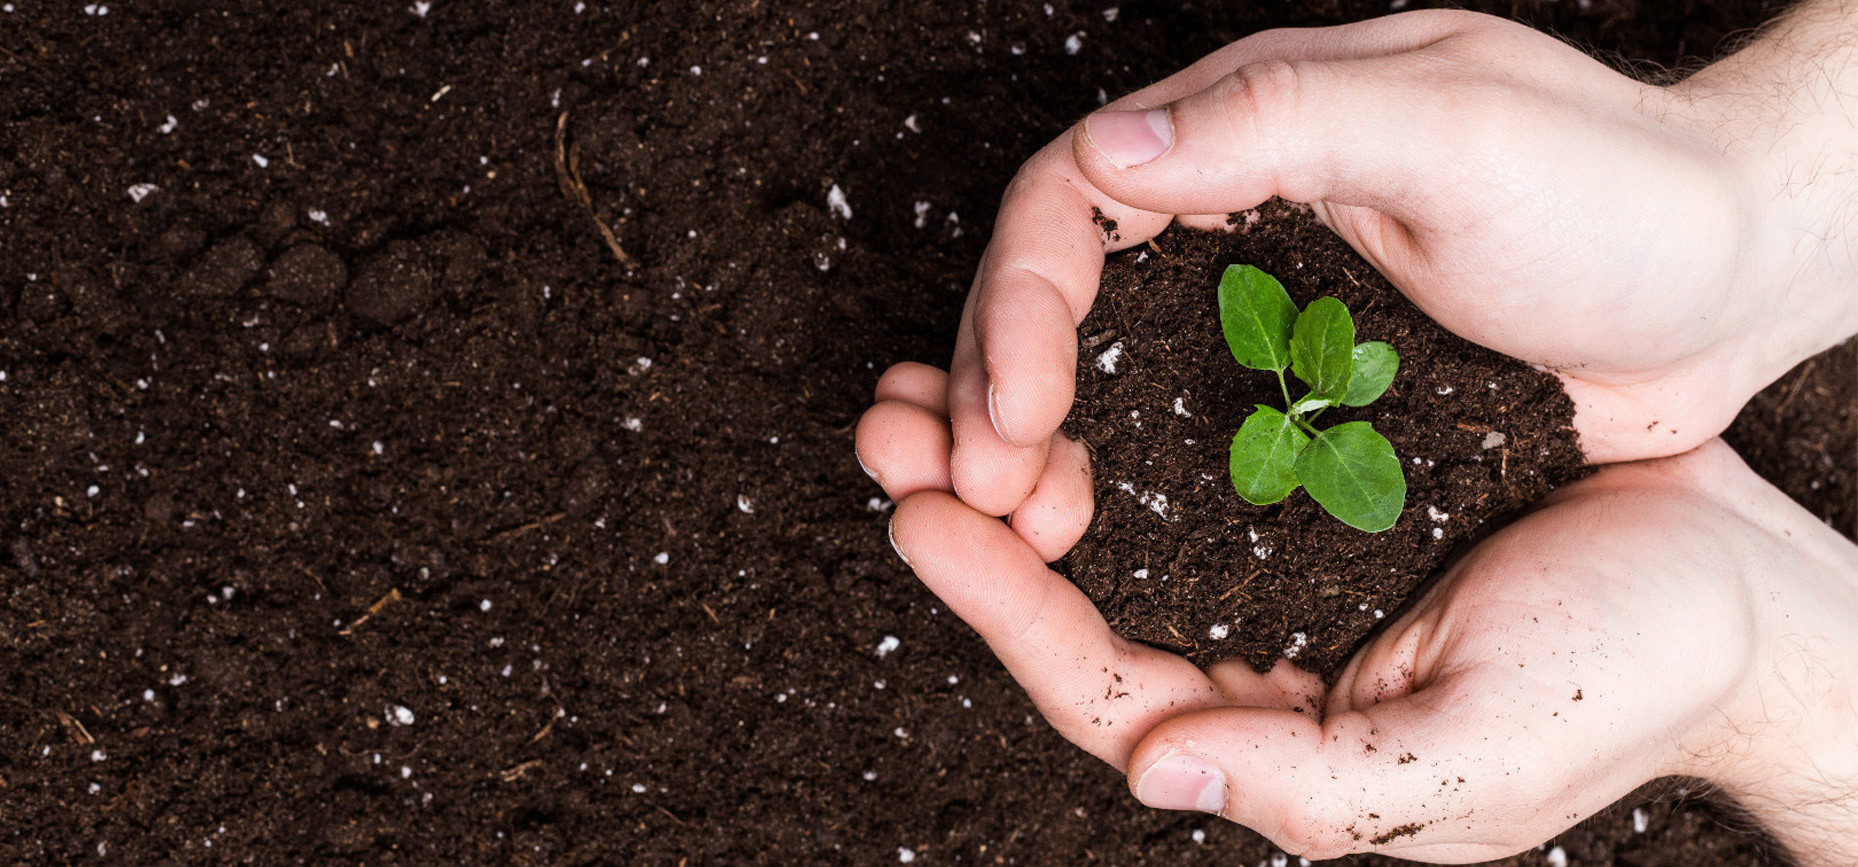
[964,144,1165,451]
[1125,667,1662,863]
[1326,605,1430,713]
[874,361,949,416]
[1175,213,1238,232]
[1077,53,1456,220]
[889,490,1219,765]
[1072,12,1489,215]
[1073,14,1635,224]
[855,401,953,500]
[1009,431,1093,563]
[1097,12,1481,118]
[948,318,1049,516]
[1206,658,1326,718]
[971,214,1091,448]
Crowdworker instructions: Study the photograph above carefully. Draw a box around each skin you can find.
[860,373,1858,862]
[859,3,1858,861]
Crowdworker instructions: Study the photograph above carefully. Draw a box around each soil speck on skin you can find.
[1371,823,1424,845]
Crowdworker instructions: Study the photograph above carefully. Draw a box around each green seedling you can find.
[1219,264,1406,532]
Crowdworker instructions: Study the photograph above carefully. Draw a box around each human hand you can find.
[860,373,1858,862]
[951,8,1858,517]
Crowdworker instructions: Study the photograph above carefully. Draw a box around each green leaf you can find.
[1295,422,1406,532]
[1342,342,1399,407]
[1289,297,1356,401]
[1217,265,1298,372]
[1229,405,1310,505]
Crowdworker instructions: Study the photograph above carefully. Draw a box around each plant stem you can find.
[1274,369,1293,409]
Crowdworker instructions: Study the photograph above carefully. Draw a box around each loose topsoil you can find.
[1062,203,1586,675]
[0,1,1848,865]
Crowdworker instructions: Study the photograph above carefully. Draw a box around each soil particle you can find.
[265,244,349,310]
[181,235,265,298]
[346,239,435,326]
[152,226,209,263]
[15,281,68,323]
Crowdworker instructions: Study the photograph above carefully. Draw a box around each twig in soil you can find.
[486,512,566,544]
[55,711,95,745]
[498,759,544,782]
[1217,584,1254,604]
[553,110,637,268]
[528,711,560,745]
[1218,569,1261,603]
[338,587,403,635]
[781,68,809,95]
[653,805,691,828]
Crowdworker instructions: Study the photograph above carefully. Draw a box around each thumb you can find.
[1124,669,1673,863]
[1074,54,1450,220]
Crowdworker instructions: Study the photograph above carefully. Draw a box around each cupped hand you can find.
[858,371,1858,863]
[953,9,1858,517]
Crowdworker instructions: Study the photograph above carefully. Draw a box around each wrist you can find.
[1677,474,1858,864]
[1671,1,1858,366]
[1708,608,1858,864]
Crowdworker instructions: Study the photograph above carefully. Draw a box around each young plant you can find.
[1219,264,1406,532]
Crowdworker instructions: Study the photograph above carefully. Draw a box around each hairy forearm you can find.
[1693,468,1858,866]
[1675,0,1858,353]
[1719,666,1858,865]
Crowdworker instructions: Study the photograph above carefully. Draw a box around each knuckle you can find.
[1219,59,1307,135]
[1416,7,1501,35]
[1008,138,1072,195]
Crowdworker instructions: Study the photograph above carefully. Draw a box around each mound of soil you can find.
[0,0,1842,865]
[1062,203,1586,674]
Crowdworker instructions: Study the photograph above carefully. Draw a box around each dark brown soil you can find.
[1061,203,1586,675]
[0,1,1843,865]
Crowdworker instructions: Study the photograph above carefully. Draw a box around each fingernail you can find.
[1134,749,1226,814]
[855,447,880,483]
[987,381,1009,442]
[886,518,914,568]
[1085,108,1173,169]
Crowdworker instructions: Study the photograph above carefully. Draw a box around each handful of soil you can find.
[1057,200,1586,674]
